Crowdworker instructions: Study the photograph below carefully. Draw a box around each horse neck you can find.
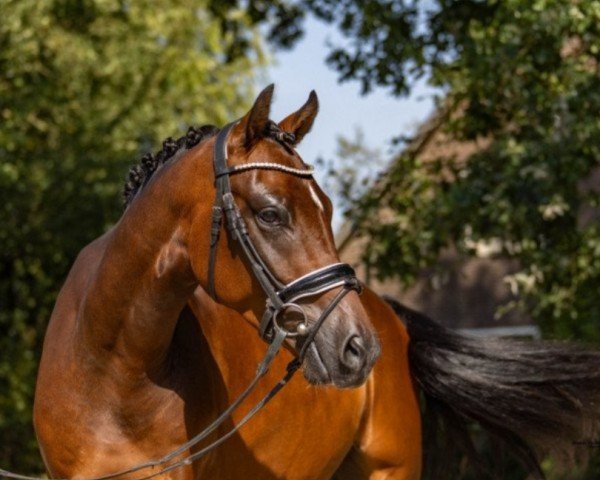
[187,289,274,389]
[79,144,214,377]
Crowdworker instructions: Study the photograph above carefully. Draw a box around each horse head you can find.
[187,85,380,388]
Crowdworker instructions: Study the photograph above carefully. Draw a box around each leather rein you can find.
[0,122,361,480]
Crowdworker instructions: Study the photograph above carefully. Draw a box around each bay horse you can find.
[30,85,600,480]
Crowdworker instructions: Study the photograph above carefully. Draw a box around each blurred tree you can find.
[320,128,386,214]
[0,0,263,471]
[330,0,600,344]
[228,0,600,341]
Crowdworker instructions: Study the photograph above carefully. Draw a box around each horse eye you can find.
[257,207,283,226]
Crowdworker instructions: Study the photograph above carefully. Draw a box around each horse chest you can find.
[175,320,367,479]
[191,381,366,480]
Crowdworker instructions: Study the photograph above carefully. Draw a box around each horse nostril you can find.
[340,334,367,372]
[348,336,362,356]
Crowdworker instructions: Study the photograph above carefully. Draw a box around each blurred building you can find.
[336,108,538,337]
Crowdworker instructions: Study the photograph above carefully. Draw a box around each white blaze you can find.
[308,184,325,212]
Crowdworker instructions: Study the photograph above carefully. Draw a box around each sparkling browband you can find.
[215,162,314,178]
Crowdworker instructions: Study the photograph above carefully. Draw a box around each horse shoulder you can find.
[34,231,197,478]
[34,231,113,473]
[36,230,112,385]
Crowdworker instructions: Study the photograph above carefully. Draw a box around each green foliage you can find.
[205,0,424,94]
[346,1,600,344]
[321,128,386,213]
[0,0,263,471]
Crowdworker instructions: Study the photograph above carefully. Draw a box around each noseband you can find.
[0,122,363,480]
[207,121,361,352]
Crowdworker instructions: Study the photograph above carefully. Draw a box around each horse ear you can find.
[278,90,319,145]
[236,84,274,148]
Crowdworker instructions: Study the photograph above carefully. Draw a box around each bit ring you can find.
[273,303,309,337]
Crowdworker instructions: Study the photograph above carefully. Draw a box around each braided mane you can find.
[123,121,296,207]
[123,125,220,206]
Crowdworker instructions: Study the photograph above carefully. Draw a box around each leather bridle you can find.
[208,121,361,345]
[0,122,362,480]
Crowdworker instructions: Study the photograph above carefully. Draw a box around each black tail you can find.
[384,297,600,480]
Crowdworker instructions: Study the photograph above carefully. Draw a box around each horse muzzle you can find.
[299,318,381,388]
